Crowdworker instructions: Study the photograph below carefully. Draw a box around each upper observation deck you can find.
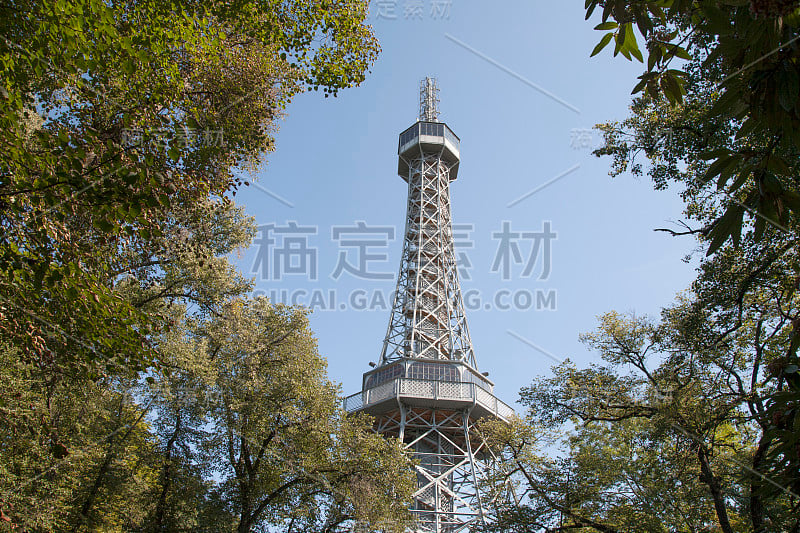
[397,121,461,181]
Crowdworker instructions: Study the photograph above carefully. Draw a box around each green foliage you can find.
[585,0,800,254]
[0,1,388,530]
[0,341,161,531]
[0,296,414,532]
[484,282,799,531]
[0,0,379,376]
[199,298,414,532]
[587,1,800,518]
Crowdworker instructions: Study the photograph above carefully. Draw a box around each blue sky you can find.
[230,1,700,409]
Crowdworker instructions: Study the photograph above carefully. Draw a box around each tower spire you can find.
[419,77,440,122]
[344,80,512,533]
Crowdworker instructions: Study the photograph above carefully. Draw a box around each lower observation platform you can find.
[344,378,514,421]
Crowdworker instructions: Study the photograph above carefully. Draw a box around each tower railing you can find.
[343,377,514,421]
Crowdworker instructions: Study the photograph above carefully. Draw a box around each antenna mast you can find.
[419,77,440,122]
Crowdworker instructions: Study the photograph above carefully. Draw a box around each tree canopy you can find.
[480,2,800,531]
[586,0,800,255]
[586,0,800,515]
[0,1,412,531]
[0,0,379,376]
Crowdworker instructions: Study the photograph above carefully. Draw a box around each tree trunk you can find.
[749,432,772,532]
[73,449,116,531]
[73,400,149,531]
[697,445,734,533]
[237,481,253,533]
[153,412,181,530]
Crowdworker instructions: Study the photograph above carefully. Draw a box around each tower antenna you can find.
[419,77,440,122]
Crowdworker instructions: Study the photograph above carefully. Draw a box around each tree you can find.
[0,192,255,530]
[584,0,800,253]
[0,341,164,531]
[0,0,379,375]
[583,0,800,516]
[483,285,799,532]
[0,1,381,527]
[1,295,416,532]
[482,416,729,532]
[200,298,415,533]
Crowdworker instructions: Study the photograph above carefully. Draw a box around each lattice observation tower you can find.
[343,78,513,532]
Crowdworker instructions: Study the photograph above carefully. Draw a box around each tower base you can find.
[373,405,498,533]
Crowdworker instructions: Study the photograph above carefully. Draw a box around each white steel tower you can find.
[344,78,513,532]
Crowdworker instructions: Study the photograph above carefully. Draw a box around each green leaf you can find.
[715,155,742,190]
[708,87,742,118]
[727,168,752,193]
[591,33,614,57]
[647,45,662,70]
[661,73,684,104]
[783,191,800,215]
[585,0,599,19]
[702,154,738,184]
[634,12,654,37]
[699,148,732,161]
[673,46,692,60]
[594,22,619,30]
[736,116,759,139]
[706,205,745,255]
[767,156,790,176]
[122,59,135,75]
[93,218,114,232]
[614,25,626,57]
[701,3,733,35]
[778,67,799,112]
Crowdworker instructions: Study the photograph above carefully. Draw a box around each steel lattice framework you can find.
[344,79,512,533]
[379,149,476,369]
